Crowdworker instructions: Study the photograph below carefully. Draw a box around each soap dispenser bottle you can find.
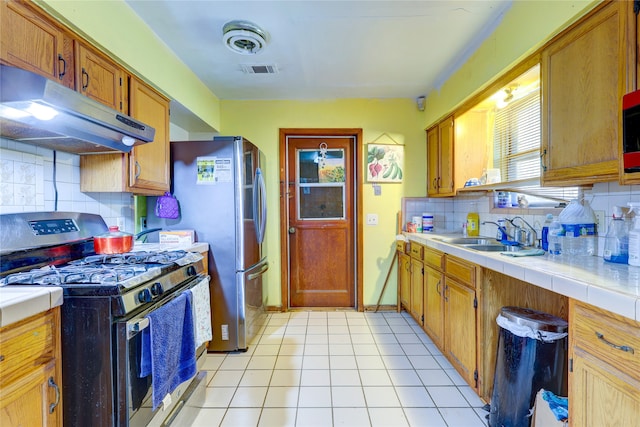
[603,206,629,264]
[466,202,479,237]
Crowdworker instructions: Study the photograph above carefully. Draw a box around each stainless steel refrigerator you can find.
[147,136,268,352]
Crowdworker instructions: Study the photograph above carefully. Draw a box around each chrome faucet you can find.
[507,216,538,247]
[482,221,513,242]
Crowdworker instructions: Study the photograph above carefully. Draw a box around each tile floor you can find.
[189,311,489,427]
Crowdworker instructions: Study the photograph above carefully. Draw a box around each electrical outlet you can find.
[140,216,147,230]
[366,213,378,225]
[594,210,606,235]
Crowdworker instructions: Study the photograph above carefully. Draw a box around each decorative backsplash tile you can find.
[0,138,134,231]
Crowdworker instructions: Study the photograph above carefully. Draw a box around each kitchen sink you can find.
[441,237,496,245]
[464,244,522,252]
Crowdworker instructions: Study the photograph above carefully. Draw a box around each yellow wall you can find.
[37,0,221,131]
[425,0,598,125]
[220,99,425,307]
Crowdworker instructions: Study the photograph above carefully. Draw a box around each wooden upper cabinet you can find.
[127,77,170,193]
[427,115,454,197]
[541,1,630,185]
[75,42,125,112]
[0,0,74,88]
[80,78,170,195]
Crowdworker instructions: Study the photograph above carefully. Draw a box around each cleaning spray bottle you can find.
[603,206,629,264]
[627,202,640,266]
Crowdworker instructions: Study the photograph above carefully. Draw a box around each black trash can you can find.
[488,307,568,427]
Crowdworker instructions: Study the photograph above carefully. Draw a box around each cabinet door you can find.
[570,350,640,426]
[444,278,477,388]
[0,0,73,88]
[438,116,454,195]
[541,1,627,185]
[398,252,411,310]
[423,265,444,348]
[0,361,61,427]
[76,42,124,111]
[128,78,170,193]
[427,126,440,196]
[410,258,424,326]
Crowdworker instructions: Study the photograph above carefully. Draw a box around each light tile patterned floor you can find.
[189,311,488,427]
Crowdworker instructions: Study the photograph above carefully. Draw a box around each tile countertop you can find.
[405,232,640,322]
[0,286,63,328]
[132,242,209,253]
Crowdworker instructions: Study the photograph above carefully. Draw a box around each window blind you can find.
[492,87,579,204]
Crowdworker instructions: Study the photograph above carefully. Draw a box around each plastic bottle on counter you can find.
[627,202,640,266]
[558,199,597,256]
[603,206,629,264]
[541,213,553,251]
[422,213,434,233]
[466,202,480,237]
[548,216,563,256]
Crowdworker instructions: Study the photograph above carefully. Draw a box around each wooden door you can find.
[438,116,455,195]
[76,42,123,111]
[426,126,439,196]
[445,278,477,388]
[423,265,444,348]
[410,257,424,326]
[541,1,625,185]
[0,0,74,89]
[128,78,170,193]
[398,252,411,309]
[286,135,356,308]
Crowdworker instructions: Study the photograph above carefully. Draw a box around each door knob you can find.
[288,227,296,234]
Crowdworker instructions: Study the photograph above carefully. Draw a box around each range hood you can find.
[0,65,155,154]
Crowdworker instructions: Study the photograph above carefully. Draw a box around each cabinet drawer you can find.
[444,255,476,287]
[409,242,424,259]
[396,240,407,253]
[0,310,56,388]
[424,247,444,270]
[571,301,640,381]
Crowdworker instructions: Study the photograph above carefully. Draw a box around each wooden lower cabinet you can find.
[410,257,424,326]
[0,307,62,427]
[569,300,640,426]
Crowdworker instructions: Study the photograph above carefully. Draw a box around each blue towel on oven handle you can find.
[139,291,197,410]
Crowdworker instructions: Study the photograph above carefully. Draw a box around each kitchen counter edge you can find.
[404,232,640,322]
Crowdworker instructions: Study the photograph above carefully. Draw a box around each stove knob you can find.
[137,288,152,304]
[186,266,197,276]
[150,282,163,296]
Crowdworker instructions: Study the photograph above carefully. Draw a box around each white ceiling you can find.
[124,0,512,102]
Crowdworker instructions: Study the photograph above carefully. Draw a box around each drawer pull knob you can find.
[595,332,635,354]
[48,377,60,413]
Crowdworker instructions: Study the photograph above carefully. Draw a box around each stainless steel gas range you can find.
[0,212,210,427]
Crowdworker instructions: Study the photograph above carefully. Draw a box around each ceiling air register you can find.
[222,20,268,55]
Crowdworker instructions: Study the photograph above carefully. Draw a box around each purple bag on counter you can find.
[155,192,179,219]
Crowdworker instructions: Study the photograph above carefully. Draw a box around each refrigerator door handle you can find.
[247,262,269,281]
[253,167,267,244]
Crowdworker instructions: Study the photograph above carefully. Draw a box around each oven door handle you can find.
[127,317,150,340]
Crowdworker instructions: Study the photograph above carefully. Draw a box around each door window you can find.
[297,148,345,219]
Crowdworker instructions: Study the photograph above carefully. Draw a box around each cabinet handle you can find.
[595,332,635,354]
[540,148,547,172]
[81,67,89,90]
[436,280,441,296]
[57,54,66,79]
[135,161,141,179]
[443,284,449,302]
[48,377,60,414]
[437,176,441,188]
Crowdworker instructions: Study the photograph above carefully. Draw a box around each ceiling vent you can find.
[222,20,268,55]
[240,64,279,74]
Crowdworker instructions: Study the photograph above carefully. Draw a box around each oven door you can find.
[114,274,209,427]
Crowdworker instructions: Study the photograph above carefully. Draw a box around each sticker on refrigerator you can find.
[196,157,232,184]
